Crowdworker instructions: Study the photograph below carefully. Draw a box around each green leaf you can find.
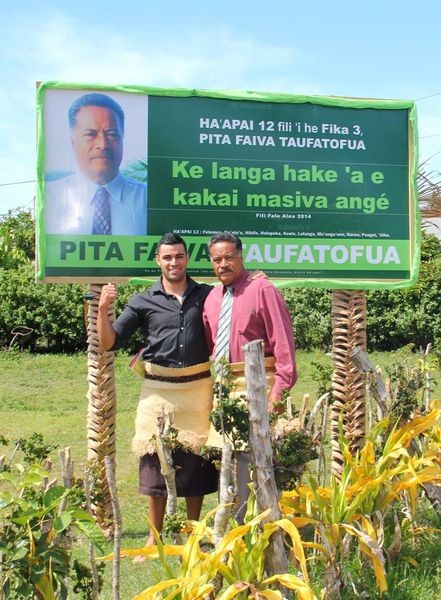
[69,507,95,522]
[34,572,57,600]
[12,546,29,561]
[16,463,25,475]
[74,520,106,552]
[0,491,14,510]
[12,514,33,525]
[22,472,46,487]
[54,511,72,533]
[43,486,66,508]
[0,471,17,483]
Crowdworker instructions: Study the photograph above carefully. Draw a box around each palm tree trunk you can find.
[85,283,116,535]
[330,290,367,479]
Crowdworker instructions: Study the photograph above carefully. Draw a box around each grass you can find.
[0,349,440,598]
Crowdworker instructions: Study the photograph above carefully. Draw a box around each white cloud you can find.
[0,11,307,212]
[4,13,301,91]
[416,108,441,174]
[3,7,441,215]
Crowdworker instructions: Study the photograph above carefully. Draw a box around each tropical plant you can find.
[0,439,105,599]
[385,344,433,421]
[418,169,441,226]
[210,365,318,491]
[280,402,441,598]
[0,208,35,269]
[107,499,317,600]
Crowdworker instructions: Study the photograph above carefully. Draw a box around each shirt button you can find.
[180,327,184,330]
[179,361,182,365]
[179,344,183,348]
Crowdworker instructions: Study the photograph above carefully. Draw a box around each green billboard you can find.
[36,82,419,289]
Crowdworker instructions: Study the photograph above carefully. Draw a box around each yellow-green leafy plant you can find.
[0,462,105,599]
[280,402,441,598]
[105,499,317,600]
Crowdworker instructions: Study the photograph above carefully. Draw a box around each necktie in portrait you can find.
[91,186,111,235]
[214,285,234,373]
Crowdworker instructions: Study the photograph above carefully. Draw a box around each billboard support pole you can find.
[330,290,367,480]
[85,284,116,536]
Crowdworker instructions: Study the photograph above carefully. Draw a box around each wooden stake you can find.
[243,340,289,584]
[105,456,122,600]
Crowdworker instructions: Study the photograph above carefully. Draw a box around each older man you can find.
[203,232,297,520]
[45,92,147,235]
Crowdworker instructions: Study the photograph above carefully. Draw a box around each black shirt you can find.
[112,277,212,367]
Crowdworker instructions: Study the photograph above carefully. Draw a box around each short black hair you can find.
[156,232,187,254]
[209,232,242,252]
[68,93,125,133]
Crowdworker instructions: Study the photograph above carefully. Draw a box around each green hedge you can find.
[0,266,86,352]
[0,266,143,353]
[0,235,440,353]
[282,233,441,351]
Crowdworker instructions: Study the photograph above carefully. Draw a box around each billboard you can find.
[36,82,419,289]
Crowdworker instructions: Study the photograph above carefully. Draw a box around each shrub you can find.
[0,220,440,353]
[0,264,145,352]
[282,286,332,350]
[0,208,35,269]
[0,264,86,352]
[0,435,105,599]
[367,249,441,350]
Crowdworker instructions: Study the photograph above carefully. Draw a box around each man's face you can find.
[209,241,244,286]
[71,105,123,185]
[155,243,189,284]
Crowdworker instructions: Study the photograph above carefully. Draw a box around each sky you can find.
[1,0,441,225]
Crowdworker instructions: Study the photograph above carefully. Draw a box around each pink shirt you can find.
[202,270,297,396]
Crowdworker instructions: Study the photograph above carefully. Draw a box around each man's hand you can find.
[268,392,284,414]
[97,282,117,351]
[99,282,117,310]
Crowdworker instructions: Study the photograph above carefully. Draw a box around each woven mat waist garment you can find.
[205,356,276,449]
[228,356,275,382]
[132,361,214,457]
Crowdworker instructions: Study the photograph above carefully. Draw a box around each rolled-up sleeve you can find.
[111,303,143,350]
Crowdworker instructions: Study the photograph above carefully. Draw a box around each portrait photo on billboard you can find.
[43,88,148,236]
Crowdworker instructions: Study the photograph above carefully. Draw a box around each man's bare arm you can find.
[97,283,117,351]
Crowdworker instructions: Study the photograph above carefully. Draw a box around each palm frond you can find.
[418,170,441,228]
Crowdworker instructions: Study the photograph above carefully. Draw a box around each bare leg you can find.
[185,495,204,521]
[133,495,167,563]
[147,495,167,544]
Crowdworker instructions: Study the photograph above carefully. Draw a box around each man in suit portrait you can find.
[45,92,147,235]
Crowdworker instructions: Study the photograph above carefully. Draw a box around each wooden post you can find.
[84,469,101,600]
[105,456,122,600]
[213,441,237,545]
[155,408,178,516]
[243,340,289,580]
[349,347,388,416]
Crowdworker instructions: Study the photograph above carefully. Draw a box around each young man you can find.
[97,233,217,545]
